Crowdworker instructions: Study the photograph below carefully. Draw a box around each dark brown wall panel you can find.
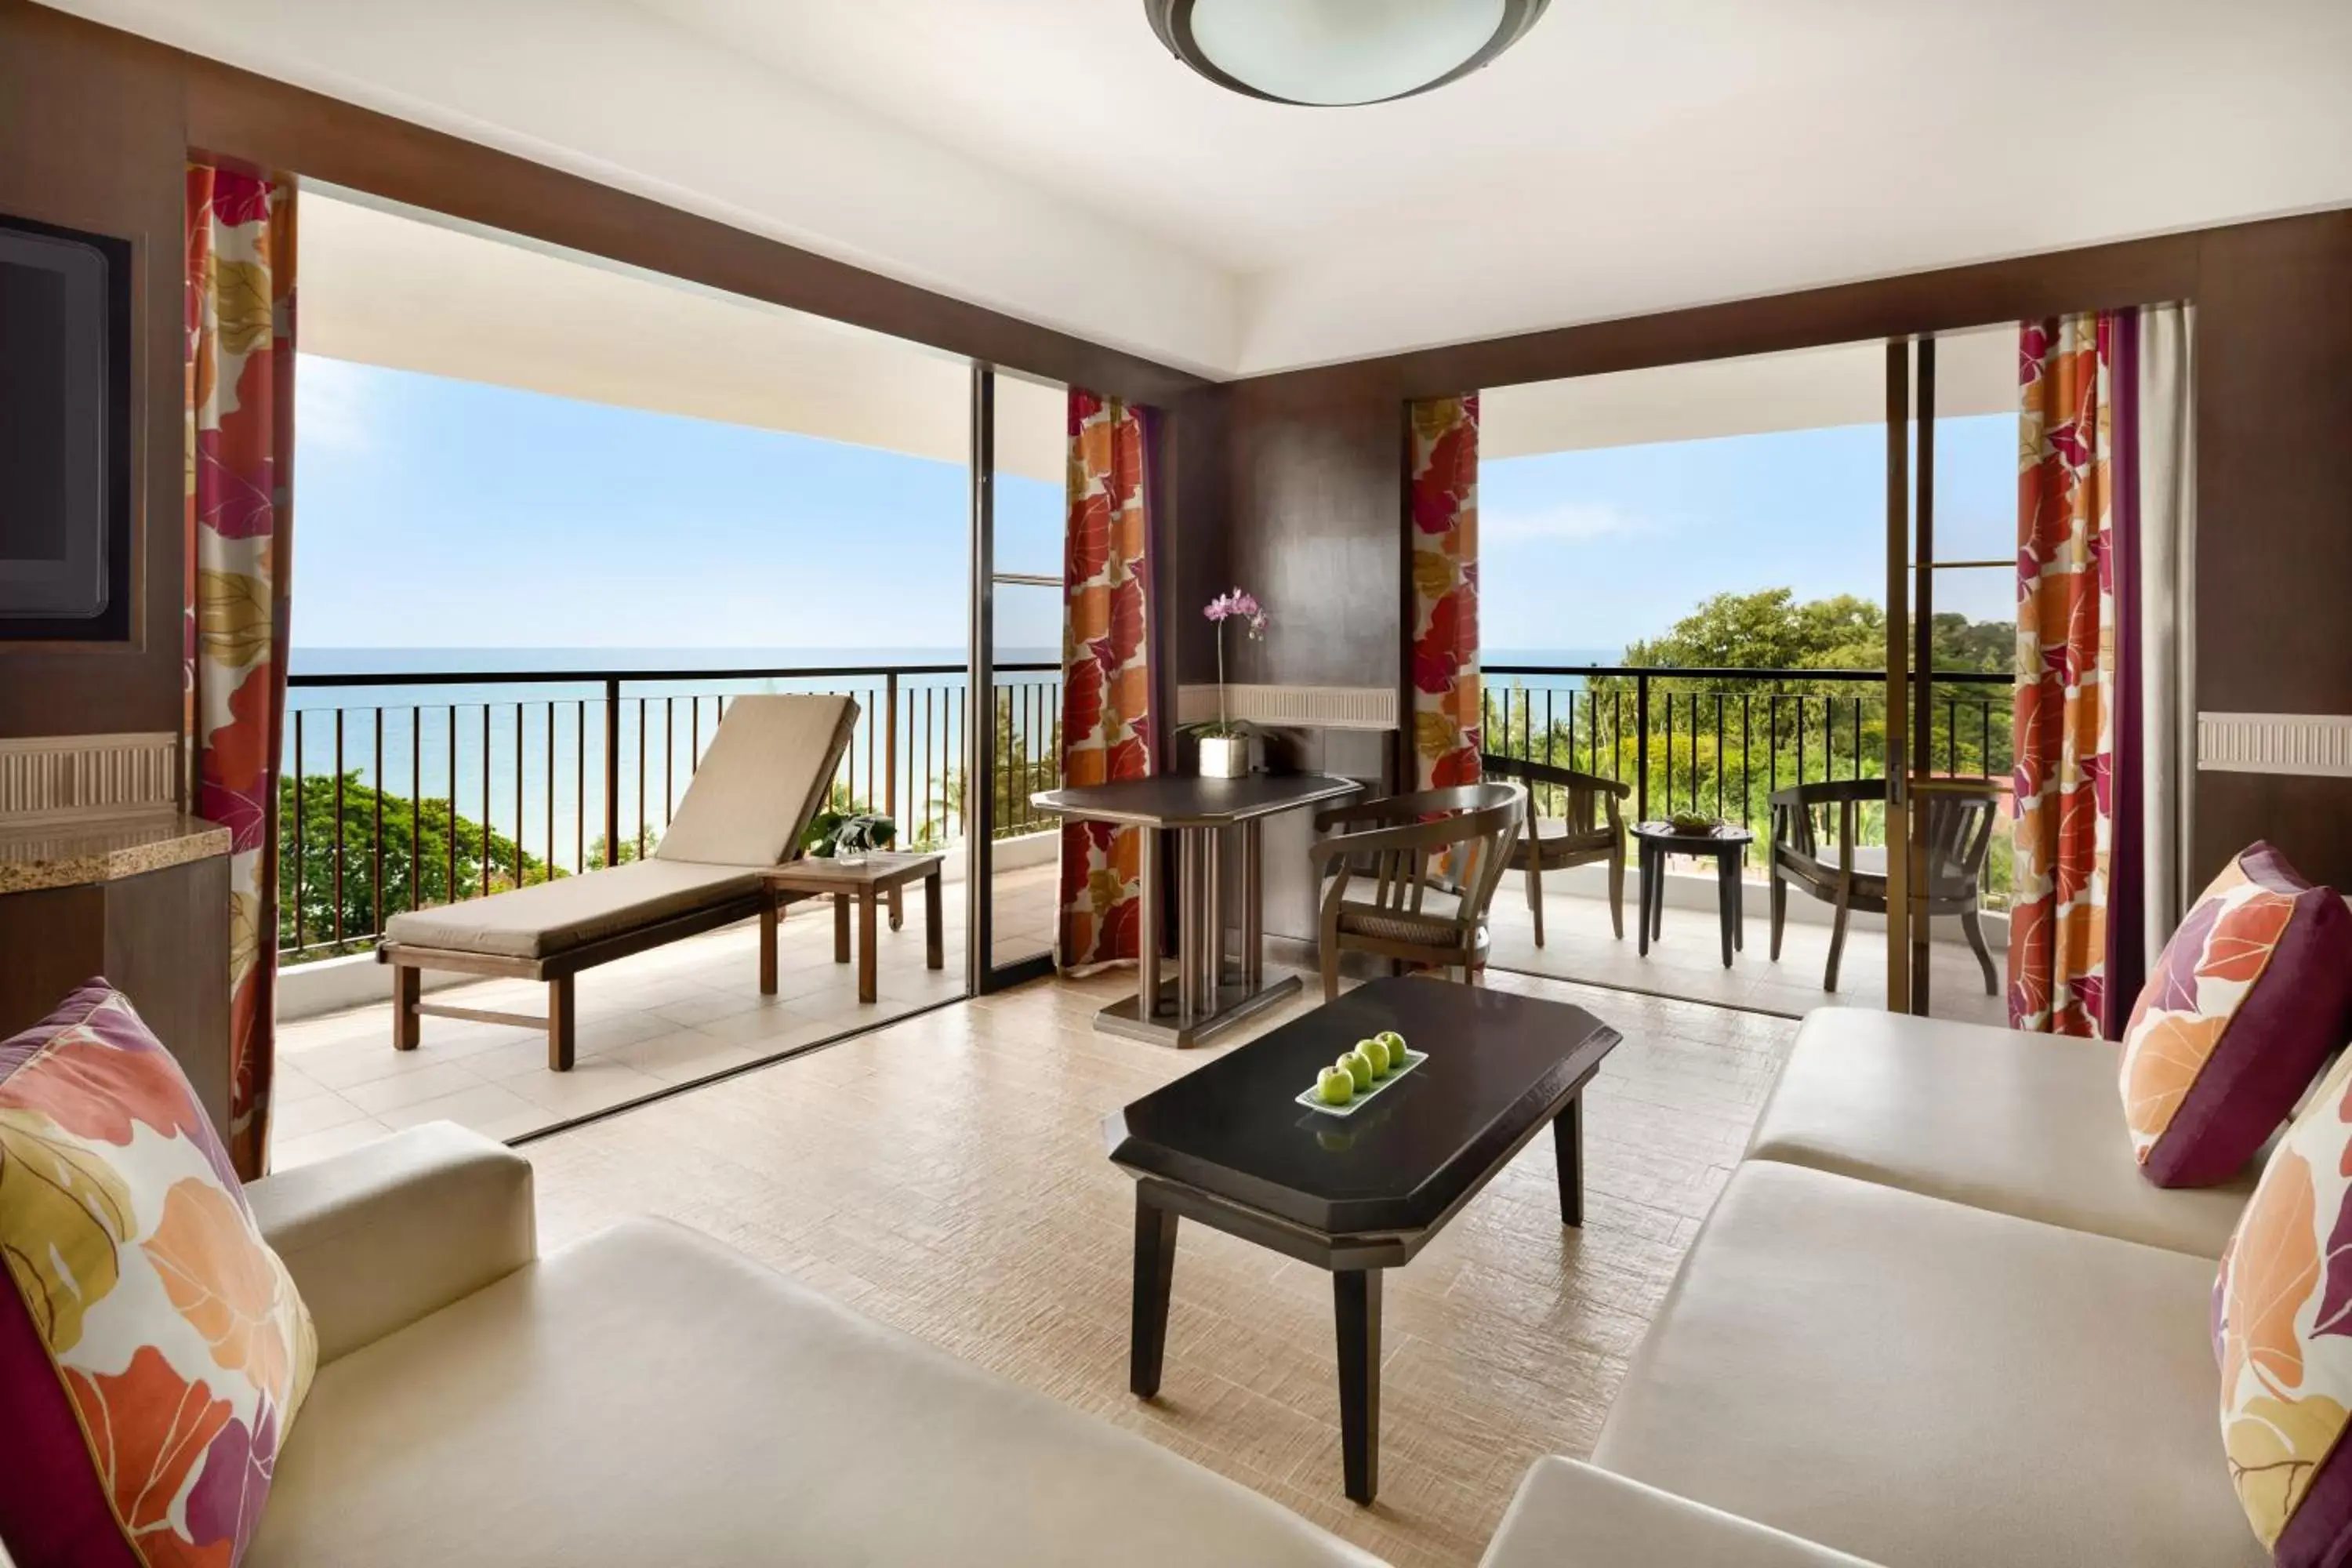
[0,5,189,739]
[2194,774,2352,898]
[1226,367,1408,691]
[2191,213,2352,717]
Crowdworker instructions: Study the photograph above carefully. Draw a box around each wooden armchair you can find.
[1308,782,1526,1001]
[1480,753,1632,944]
[1767,778,2002,993]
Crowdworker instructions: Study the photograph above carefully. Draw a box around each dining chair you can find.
[1479,753,1632,944]
[1308,782,1526,1001]
[1767,778,2002,993]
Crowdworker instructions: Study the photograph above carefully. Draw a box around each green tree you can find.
[1486,588,2016,902]
[276,771,550,961]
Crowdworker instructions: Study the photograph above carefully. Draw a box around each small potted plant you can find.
[1187,587,1269,779]
[803,809,896,866]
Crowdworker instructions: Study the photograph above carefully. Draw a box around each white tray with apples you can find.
[1295,1032,1428,1118]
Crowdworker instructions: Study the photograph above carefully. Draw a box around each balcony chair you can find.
[1308,782,1526,1000]
[1767,777,2002,993]
[377,694,858,1070]
[1479,752,1632,944]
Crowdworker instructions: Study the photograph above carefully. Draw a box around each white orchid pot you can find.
[1197,735,1249,778]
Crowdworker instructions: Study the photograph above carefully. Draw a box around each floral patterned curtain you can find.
[187,162,296,1176]
[2009,314,2115,1037]
[1409,395,1481,790]
[1057,390,1155,970]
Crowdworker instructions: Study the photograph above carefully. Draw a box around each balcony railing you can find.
[1480,663,2013,900]
[276,662,1062,963]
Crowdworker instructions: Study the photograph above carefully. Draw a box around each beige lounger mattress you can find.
[383,858,766,960]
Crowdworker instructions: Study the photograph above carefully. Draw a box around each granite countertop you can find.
[0,811,233,894]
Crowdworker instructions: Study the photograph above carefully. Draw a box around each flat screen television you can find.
[0,212,132,641]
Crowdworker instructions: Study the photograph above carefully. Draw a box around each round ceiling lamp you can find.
[1145,0,1551,107]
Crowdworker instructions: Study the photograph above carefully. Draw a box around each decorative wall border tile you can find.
[0,732,180,823]
[2198,713,2352,778]
[1176,684,1399,731]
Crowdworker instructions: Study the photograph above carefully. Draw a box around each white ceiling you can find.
[299,191,1067,483]
[1483,328,2015,460]
[45,0,2352,379]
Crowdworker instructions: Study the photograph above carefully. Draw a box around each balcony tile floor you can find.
[269,862,1062,1170]
[1485,870,2009,1029]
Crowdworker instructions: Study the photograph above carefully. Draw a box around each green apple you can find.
[1356,1036,1391,1076]
[1377,1029,1407,1061]
[1316,1065,1355,1105]
[1340,1050,1376,1091]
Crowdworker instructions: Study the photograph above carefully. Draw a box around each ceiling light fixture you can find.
[1145,0,1550,107]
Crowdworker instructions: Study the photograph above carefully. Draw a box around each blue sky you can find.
[295,356,2014,660]
[1480,413,2016,655]
[292,354,1063,653]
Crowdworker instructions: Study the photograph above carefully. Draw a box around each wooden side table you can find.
[760,851,944,1004]
[1632,822,1755,968]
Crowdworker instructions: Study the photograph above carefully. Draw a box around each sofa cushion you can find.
[0,980,316,1568]
[1592,1160,2260,1568]
[382,858,762,959]
[1480,1457,1880,1568]
[653,692,858,867]
[250,1217,1376,1568]
[1748,1007,2250,1258]
[2215,1051,2352,1565]
[2119,841,2352,1186]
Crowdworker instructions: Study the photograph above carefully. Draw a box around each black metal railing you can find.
[1480,663,2013,900]
[276,662,1062,962]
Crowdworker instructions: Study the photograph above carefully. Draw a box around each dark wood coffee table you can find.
[1102,976,1621,1504]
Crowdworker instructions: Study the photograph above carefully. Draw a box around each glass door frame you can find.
[1887,333,2009,1015]
[966,363,1060,995]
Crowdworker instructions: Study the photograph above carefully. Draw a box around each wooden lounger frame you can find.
[379,884,825,1071]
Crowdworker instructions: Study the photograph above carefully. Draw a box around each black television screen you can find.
[0,213,132,641]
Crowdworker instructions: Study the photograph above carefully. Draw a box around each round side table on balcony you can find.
[1632,822,1755,968]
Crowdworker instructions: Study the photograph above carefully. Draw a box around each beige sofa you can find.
[1480,1007,2263,1568]
[245,1123,1378,1568]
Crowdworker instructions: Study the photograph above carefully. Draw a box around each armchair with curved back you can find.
[1479,753,1632,944]
[1767,777,2002,993]
[1308,782,1526,1001]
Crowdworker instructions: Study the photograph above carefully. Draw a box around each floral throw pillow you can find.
[0,979,314,1567]
[2216,1051,2352,1563]
[2119,841,2352,1187]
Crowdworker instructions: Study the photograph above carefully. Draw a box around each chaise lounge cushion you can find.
[1592,1160,2259,1568]
[653,692,859,867]
[382,858,762,960]
[249,1216,1378,1568]
[1746,1007,2252,1258]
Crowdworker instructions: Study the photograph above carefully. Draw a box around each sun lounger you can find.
[377,693,859,1070]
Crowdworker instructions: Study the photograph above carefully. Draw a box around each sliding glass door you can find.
[1886,330,2017,1020]
[966,366,1063,993]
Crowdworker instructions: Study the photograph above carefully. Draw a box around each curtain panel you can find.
[186,162,296,1177]
[1056,390,1156,971]
[1408,395,1482,791]
[2009,307,2194,1039]
[2011,313,2115,1037]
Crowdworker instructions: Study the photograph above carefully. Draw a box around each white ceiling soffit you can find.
[1483,328,2015,460]
[45,0,2352,380]
[298,191,1068,485]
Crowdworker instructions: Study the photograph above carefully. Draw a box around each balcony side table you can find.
[1632,822,1755,968]
[759,851,944,1004]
